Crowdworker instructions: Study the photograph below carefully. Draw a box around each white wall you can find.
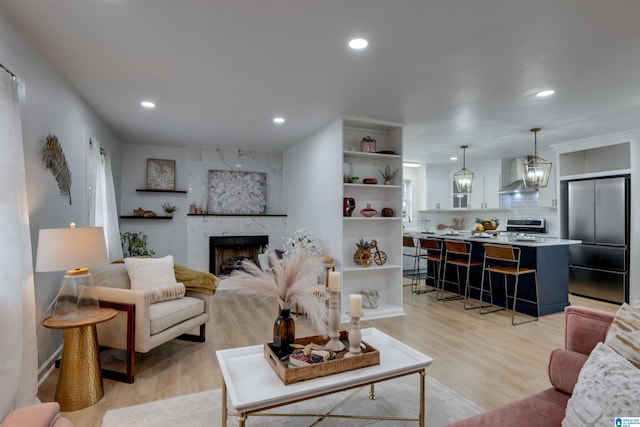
[0,7,123,375]
[119,143,287,271]
[284,117,342,262]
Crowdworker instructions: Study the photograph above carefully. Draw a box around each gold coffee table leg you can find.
[56,325,104,411]
[419,370,426,427]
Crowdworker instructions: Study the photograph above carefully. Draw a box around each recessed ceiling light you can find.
[403,162,421,168]
[534,90,555,97]
[141,101,155,108]
[348,38,368,50]
[450,156,458,161]
[273,117,285,124]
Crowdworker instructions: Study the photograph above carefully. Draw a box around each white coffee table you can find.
[216,327,434,426]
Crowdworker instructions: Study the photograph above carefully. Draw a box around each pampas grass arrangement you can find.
[222,250,328,335]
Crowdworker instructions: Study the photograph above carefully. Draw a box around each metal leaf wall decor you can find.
[42,134,72,205]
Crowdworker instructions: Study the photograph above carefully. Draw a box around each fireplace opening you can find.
[209,235,269,276]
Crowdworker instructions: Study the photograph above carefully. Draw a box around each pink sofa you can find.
[446,306,615,427]
[0,403,73,427]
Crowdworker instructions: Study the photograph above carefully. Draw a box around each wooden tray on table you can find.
[263,331,380,385]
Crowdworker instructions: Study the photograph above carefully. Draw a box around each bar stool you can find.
[438,240,482,301]
[417,238,443,293]
[402,236,422,292]
[479,243,539,325]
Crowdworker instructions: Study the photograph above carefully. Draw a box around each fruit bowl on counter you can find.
[475,217,500,232]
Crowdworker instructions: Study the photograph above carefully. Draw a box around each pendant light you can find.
[523,128,552,188]
[453,145,474,193]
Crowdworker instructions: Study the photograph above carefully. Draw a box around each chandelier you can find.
[523,128,552,188]
[453,145,474,193]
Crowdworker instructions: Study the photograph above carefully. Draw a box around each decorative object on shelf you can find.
[283,229,321,256]
[360,135,376,153]
[343,197,355,217]
[41,135,72,205]
[120,231,156,257]
[221,251,329,354]
[208,170,266,214]
[35,224,107,320]
[133,207,156,217]
[161,202,179,217]
[147,159,176,190]
[360,203,377,217]
[353,239,373,267]
[454,145,474,193]
[361,289,380,309]
[381,207,394,217]
[377,164,399,185]
[349,176,360,184]
[273,308,295,357]
[475,217,499,231]
[345,294,363,357]
[343,162,353,183]
[369,239,387,265]
[523,127,552,188]
[362,178,378,185]
[325,273,345,352]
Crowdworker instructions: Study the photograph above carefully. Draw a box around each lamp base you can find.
[53,272,100,321]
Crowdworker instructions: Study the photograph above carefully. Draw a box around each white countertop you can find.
[406,231,581,247]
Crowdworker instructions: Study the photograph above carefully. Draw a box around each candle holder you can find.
[325,289,345,352]
[344,312,362,358]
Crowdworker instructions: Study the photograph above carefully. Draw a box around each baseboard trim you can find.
[37,344,62,387]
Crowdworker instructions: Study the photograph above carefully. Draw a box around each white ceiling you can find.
[2,0,640,164]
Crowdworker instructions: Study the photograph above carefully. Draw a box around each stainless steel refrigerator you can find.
[563,176,629,303]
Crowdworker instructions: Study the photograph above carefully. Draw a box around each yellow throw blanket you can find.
[174,264,219,295]
[113,259,219,295]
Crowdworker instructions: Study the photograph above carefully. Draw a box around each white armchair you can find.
[91,262,218,383]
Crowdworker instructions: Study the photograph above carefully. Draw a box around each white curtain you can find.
[0,72,39,418]
[87,139,123,261]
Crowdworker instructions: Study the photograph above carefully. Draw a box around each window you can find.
[403,179,412,222]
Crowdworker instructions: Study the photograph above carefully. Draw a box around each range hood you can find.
[498,157,538,194]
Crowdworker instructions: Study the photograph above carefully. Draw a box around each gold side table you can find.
[43,308,117,411]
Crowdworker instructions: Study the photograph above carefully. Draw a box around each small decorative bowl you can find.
[363,178,378,185]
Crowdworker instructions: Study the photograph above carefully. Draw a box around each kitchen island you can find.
[406,232,581,316]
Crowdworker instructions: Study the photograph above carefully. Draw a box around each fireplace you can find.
[209,235,269,276]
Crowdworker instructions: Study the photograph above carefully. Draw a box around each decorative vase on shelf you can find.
[360,203,377,217]
[384,180,391,185]
[273,308,295,357]
[343,197,355,217]
[360,136,376,153]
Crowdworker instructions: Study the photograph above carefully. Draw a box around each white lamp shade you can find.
[36,227,108,272]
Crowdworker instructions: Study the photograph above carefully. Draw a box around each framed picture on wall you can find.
[208,170,267,214]
[146,159,176,190]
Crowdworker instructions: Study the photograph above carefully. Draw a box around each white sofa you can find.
[91,262,218,382]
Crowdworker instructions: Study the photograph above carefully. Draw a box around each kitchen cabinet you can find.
[426,177,449,210]
[538,169,557,208]
[468,173,501,209]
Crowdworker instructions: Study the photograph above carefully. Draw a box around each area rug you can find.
[101,375,484,427]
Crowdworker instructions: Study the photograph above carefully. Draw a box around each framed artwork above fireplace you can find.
[207,170,267,214]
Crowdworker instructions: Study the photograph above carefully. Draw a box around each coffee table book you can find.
[263,331,380,385]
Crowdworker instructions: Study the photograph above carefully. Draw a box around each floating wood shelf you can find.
[119,216,173,219]
[135,189,187,194]
[187,214,287,217]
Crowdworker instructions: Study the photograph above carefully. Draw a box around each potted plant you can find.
[120,232,156,257]
[161,202,179,217]
[378,165,399,185]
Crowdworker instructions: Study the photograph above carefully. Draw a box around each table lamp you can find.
[36,223,108,321]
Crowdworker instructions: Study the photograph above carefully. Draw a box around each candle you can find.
[328,271,341,291]
[349,294,363,316]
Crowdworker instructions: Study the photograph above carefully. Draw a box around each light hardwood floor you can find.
[37,283,619,427]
